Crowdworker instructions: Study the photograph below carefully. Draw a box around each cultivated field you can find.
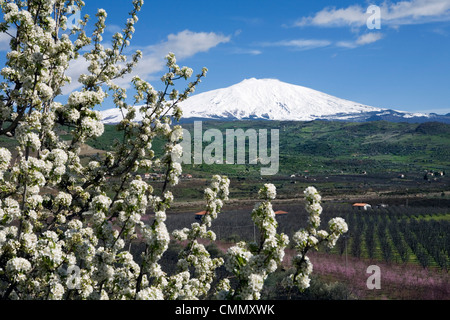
[153,189,450,300]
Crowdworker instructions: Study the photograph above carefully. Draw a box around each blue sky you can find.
[2,0,450,114]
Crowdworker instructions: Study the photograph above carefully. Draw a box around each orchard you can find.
[0,0,347,300]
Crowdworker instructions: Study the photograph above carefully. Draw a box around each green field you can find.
[85,120,450,178]
[76,119,450,202]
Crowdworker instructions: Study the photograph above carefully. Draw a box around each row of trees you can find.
[342,210,450,269]
[166,201,449,272]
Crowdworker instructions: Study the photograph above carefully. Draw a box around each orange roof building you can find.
[352,203,372,210]
[194,210,207,220]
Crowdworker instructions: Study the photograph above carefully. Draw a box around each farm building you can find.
[194,210,207,220]
[352,203,372,210]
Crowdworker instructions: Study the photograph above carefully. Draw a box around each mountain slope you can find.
[100,78,450,124]
[179,78,382,121]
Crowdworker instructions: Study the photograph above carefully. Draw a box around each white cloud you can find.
[115,30,230,88]
[105,24,123,35]
[230,48,262,55]
[63,30,230,93]
[356,33,384,45]
[0,28,15,51]
[337,32,384,48]
[294,0,450,28]
[0,33,11,51]
[258,31,384,52]
[260,34,382,51]
[260,39,332,50]
[145,30,230,60]
[62,57,91,95]
[295,5,367,28]
[383,0,450,25]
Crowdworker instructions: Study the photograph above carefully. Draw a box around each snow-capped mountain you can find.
[179,78,384,121]
[100,78,450,124]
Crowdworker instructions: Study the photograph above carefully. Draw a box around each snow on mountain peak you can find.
[176,78,382,121]
[102,78,446,124]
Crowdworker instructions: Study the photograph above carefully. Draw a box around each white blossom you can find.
[81,117,104,138]
[6,257,32,273]
[136,287,164,300]
[0,1,348,301]
[0,148,11,178]
[329,217,348,234]
[54,192,72,207]
[258,183,276,200]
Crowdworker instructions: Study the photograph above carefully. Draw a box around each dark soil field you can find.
[145,173,450,300]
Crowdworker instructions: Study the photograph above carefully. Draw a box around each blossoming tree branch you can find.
[0,0,347,300]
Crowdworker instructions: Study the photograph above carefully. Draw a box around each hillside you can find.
[3,119,446,200]
[87,120,450,178]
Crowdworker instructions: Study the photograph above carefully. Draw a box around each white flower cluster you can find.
[222,184,289,300]
[0,198,21,224]
[16,124,41,151]
[168,176,229,298]
[282,186,348,291]
[258,183,277,200]
[0,148,11,181]
[328,217,349,247]
[0,0,349,301]
[6,257,32,282]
